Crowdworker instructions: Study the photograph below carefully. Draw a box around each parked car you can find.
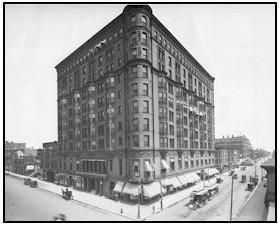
[233,174,238,179]
[216,177,223,183]
[30,180,38,188]
[241,175,247,183]
[24,178,31,185]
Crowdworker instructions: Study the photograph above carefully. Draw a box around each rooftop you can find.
[261,158,275,169]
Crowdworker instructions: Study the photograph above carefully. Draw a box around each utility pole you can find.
[137,179,141,219]
[160,178,163,210]
[230,169,234,221]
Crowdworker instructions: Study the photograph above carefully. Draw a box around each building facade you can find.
[5,141,26,171]
[55,5,215,198]
[42,141,59,182]
[215,135,252,169]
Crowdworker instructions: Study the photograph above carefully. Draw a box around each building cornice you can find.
[151,14,215,82]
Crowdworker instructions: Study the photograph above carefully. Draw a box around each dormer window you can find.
[131,16,136,23]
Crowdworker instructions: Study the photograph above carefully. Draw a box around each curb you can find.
[5,172,136,221]
[233,179,262,220]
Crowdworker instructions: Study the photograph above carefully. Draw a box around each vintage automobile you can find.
[187,189,209,210]
[53,213,67,221]
[24,178,31,185]
[233,174,238,179]
[30,180,38,188]
[241,175,247,183]
[247,182,254,191]
[216,177,223,183]
[62,189,73,200]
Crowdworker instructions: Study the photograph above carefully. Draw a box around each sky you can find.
[5,4,275,151]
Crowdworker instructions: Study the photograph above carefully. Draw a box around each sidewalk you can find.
[234,180,267,221]
[5,171,215,220]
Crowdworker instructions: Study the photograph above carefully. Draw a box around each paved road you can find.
[5,175,131,221]
[147,160,265,221]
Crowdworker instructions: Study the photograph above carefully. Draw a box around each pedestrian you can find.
[120,208,123,214]
[152,205,155,214]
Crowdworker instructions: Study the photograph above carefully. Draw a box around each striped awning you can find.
[113,181,124,193]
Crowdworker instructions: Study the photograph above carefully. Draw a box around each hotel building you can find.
[55,5,216,199]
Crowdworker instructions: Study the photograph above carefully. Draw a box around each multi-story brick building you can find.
[5,141,26,171]
[55,5,215,199]
[42,141,59,182]
[215,135,252,169]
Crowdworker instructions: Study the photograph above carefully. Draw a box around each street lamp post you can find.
[160,178,163,210]
[230,168,234,221]
[137,179,141,219]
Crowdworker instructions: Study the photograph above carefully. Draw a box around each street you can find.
[5,175,131,221]
[147,160,264,221]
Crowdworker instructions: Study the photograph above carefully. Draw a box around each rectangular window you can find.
[133,135,139,147]
[143,118,149,131]
[132,118,139,131]
[144,135,150,147]
[184,157,189,169]
[132,48,137,59]
[170,138,174,148]
[119,159,122,175]
[160,137,164,147]
[168,83,173,94]
[132,65,137,78]
[170,158,175,171]
[132,83,138,96]
[118,105,122,114]
[118,121,122,130]
[131,31,137,44]
[134,161,139,177]
[142,32,147,43]
[118,137,122,146]
[142,66,148,78]
[109,160,113,170]
[143,83,148,96]
[132,100,138,113]
[142,48,147,59]
[169,125,174,135]
[169,56,172,66]
[143,101,149,113]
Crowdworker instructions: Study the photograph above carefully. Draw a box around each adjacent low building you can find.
[42,141,59,183]
[261,157,275,221]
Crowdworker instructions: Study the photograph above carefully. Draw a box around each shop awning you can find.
[177,174,188,185]
[122,182,140,196]
[113,181,124,193]
[185,172,201,183]
[196,188,208,196]
[161,160,170,169]
[144,161,153,172]
[205,168,219,176]
[142,181,166,198]
[162,176,182,188]
[207,184,219,191]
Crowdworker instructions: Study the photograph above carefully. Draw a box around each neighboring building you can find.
[261,157,275,221]
[42,141,58,182]
[55,5,215,198]
[5,141,26,151]
[215,135,252,169]
[5,141,26,171]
